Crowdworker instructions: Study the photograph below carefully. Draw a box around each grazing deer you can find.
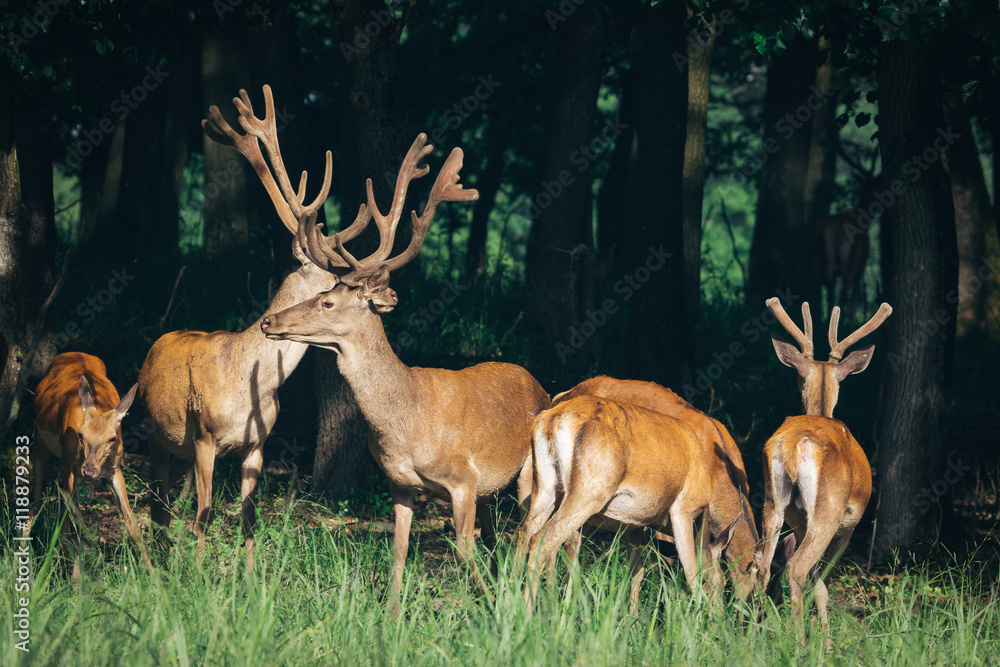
[521,376,759,603]
[818,145,880,312]
[138,85,351,571]
[521,393,742,612]
[755,297,891,638]
[257,154,550,609]
[32,352,151,574]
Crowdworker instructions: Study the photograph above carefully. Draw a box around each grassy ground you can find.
[3,466,998,667]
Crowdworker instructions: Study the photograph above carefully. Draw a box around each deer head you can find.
[260,135,478,347]
[77,376,137,480]
[766,298,892,418]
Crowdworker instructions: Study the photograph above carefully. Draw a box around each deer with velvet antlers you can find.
[755,297,891,639]
[137,86,482,573]
[256,113,549,610]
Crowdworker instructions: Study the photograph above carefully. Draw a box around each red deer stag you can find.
[138,86,480,573]
[258,159,550,609]
[755,297,891,639]
[520,394,738,612]
[33,352,151,575]
[520,376,759,603]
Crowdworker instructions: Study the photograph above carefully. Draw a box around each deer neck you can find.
[333,316,417,438]
[232,265,318,391]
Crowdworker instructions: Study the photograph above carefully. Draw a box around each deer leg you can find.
[515,449,533,518]
[450,484,493,600]
[57,452,82,579]
[785,516,843,637]
[625,530,647,615]
[517,463,558,563]
[388,485,416,617]
[758,466,794,592]
[240,448,263,574]
[669,503,703,597]
[147,435,173,531]
[476,502,498,579]
[109,467,154,573]
[193,440,216,563]
[814,529,853,641]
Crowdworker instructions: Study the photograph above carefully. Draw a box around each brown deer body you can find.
[138,86,344,571]
[521,394,730,611]
[248,89,548,607]
[529,375,759,601]
[756,298,891,639]
[33,352,150,573]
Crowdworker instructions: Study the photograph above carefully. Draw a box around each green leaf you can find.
[855,113,871,128]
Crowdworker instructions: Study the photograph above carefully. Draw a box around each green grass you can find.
[3,484,998,667]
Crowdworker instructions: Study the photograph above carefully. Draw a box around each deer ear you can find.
[115,384,138,422]
[836,345,874,380]
[78,376,95,412]
[361,265,397,313]
[771,335,810,375]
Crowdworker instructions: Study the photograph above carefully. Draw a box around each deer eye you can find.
[322,300,334,309]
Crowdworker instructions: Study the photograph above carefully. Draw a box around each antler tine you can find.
[383,147,480,273]
[765,297,814,359]
[829,302,893,361]
[202,105,298,234]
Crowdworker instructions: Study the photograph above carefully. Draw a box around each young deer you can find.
[522,376,759,603]
[520,394,737,612]
[755,298,891,637]
[258,172,550,608]
[32,352,151,574]
[138,86,480,573]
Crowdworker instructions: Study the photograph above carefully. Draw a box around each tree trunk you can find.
[872,39,957,558]
[0,89,56,425]
[466,119,505,278]
[525,0,604,339]
[746,35,821,307]
[202,26,251,259]
[621,1,688,388]
[943,92,995,335]
[309,0,416,497]
[680,12,717,375]
[803,36,838,235]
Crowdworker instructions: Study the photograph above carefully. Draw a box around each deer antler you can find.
[828,302,892,361]
[202,85,332,235]
[302,134,479,285]
[766,298,814,359]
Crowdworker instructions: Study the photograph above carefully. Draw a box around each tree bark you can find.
[680,11,717,373]
[872,39,957,558]
[943,92,995,335]
[466,117,505,278]
[621,1,688,388]
[0,88,56,424]
[746,35,821,307]
[525,0,604,339]
[202,25,251,259]
[803,35,838,236]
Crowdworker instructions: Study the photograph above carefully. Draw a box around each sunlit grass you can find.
[3,486,998,666]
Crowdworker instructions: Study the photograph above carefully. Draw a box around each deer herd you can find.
[27,86,893,640]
